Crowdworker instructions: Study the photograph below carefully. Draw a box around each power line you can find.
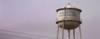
[0,33,33,39]
[0,29,60,39]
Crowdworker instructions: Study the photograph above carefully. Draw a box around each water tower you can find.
[56,3,82,39]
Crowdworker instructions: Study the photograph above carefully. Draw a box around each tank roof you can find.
[64,3,77,8]
[56,3,82,12]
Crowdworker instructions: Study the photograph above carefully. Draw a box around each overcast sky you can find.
[0,0,100,39]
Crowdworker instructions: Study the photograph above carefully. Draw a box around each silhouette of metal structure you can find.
[56,3,82,39]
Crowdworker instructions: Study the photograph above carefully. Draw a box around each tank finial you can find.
[68,3,70,4]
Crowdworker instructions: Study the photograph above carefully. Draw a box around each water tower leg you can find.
[62,26,64,39]
[73,29,75,39]
[62,22,64,39]
[67,30,70,39]
[56,26,59,39]
[79,25,82,39]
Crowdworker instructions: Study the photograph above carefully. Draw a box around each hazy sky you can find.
[0,0,100,39]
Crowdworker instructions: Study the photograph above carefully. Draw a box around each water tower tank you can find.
[56,3,82,30]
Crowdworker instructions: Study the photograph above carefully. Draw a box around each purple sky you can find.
[0,0,100,39]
